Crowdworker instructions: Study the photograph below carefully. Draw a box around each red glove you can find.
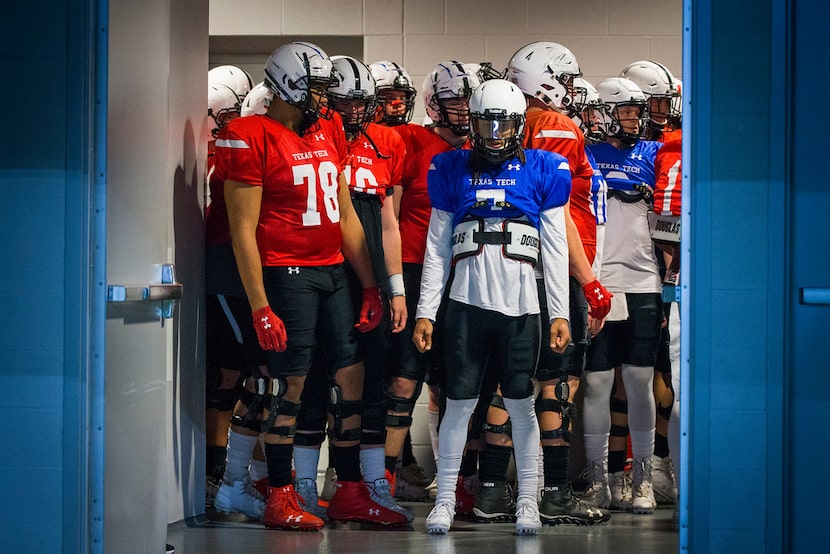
[355,287,383,332]
[251,305,287,352]
[582,279,613,320]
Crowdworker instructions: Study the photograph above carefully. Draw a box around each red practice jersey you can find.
[344,122,405,202]
[204,146,231,246]
[653,129,683,216]
[214,113,348,267]
[523,109,597,264]
[392,124,457,265]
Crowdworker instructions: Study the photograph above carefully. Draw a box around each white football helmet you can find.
[207,82,241,139]
[505,41,582,114]
[571,77,606,144]
[328,56,377,136]
[422,61,482,136]
[619,60,681,133]
[596,77,648,146]
[263,41,335,124]
[370,60,416,126]
[208,65,254,101]
[240,81,273,117]
[468,79,527,162]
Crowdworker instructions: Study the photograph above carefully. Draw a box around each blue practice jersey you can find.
[587,140,662,193]
[586,148,608,225]
[427,149,572,228]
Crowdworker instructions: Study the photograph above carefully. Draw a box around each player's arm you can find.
[381,188,407,332]
[539,205,571,353]
[413,207,453,352]
[224,179,268,311]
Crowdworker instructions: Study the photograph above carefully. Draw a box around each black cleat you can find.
[539,487,611,525]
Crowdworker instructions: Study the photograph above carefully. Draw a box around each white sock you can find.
[292,445,321,482]
[223,430,259,482]
[428,409,440,465]
[621,364,656,461]
[502,395,540,503]
[249,458,268,482]
[435,398,479,505]
[360,445,386,484]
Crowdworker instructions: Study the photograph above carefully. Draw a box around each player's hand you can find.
[251,305,287,352]
[582,279,613,320]
[355,287,384,332]
[390,295,407,334]
[550,318,571,354]
[412,318,434,353]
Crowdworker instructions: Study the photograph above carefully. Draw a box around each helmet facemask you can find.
[471,112,524,162]
[604,102,648,146]
[436,94,474,136]
[376,86,416,126]
[329,95,377,137]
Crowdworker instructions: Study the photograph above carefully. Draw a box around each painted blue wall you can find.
[687,0,782,551]
[0,2,76,552]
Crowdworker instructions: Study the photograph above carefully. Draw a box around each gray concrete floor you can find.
[167,501,679,553]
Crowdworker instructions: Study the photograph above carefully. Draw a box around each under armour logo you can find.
[287,267,300,274]
[363,141,371,150]
[508,163,521,171]
[592,287,605,300]
[285,514,304,523]
[260,316,272,330]
[314,133,325,141]
[630,153,644,161]
[369,508,380,516]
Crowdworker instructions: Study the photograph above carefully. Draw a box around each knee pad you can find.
[535,383,576,442]
[232,377,269,433]
[481,393,512,437]
[293,430,326,447]
[262,377,301,438]
[361,400,387,444]
[327,385,363,442]
[384,391,418,428]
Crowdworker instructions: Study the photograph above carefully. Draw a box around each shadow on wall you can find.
[173,118,207,516]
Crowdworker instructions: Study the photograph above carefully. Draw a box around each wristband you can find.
[388,273,406,297]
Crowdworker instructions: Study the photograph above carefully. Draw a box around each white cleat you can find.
[426,501,455,534]
[515,499,542,535]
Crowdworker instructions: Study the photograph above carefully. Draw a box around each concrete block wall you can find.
[211,0,682,125]
[208,0,682,479]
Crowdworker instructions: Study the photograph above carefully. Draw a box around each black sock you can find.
[478,444,512,484]
[206,445,227,479]
[402,431,417,466]
[385,455,399,474]
[542,445,569,489]
[460,449,479,478]
[654,433,671,459]
[264,443,294,487]
[333,445,362,482]
[608,450,627,474]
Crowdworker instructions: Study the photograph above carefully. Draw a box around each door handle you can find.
[800,288,830,305]
[107,264,182,319]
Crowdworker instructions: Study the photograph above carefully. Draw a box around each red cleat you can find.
[327,480,408,525]
[264,485,325,532]
[455,475,478,515]
[253,477,270,499]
